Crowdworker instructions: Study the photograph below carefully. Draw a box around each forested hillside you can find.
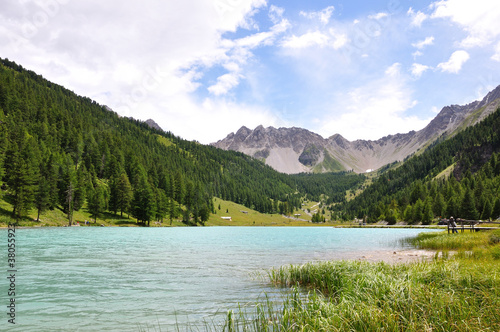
[337,108,500,223]
[0,58,366,225]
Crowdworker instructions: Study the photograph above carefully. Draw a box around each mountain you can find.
[212,86,500,174]
[145,118,163,131]
[0,58,310,224]
[338,105,500,223]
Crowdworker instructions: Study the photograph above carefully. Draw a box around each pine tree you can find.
[168,197,179,224]
[115,172,133,217]
[155,188,168,222]
[58,157,77,225]
[432,192,446,218]
[492,199,500,220]
[460,187,479,220]
[481,199,493,221]
[73,165,87,212]
[403,205,413,221]
[132,171,155,226]
[445,196,459,219]
[412,199,424,224]
[44,154,59,210]
[311,212,325,223]
[87,184,105,223]
[34,177,50,222]
[199,204,210,225]
[0,109,7,185]
[422,198,434,225]
[5,131,39,219]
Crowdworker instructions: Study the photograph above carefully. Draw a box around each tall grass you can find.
[222,230,500,331]
[405,231,492,251]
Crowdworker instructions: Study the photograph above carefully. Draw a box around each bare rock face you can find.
[145,119,163,132]
[212,85,500,174]
[299,144,321,167]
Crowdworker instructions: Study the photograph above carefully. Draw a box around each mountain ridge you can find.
[212,85,500,174]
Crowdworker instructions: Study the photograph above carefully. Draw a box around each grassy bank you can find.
[224,230,500,331]
[0,196,328,227]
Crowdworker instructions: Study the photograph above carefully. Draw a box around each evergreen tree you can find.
[311,212,325,223]
[491,199,500,220]
[115,172,133,217]
[410,181,425,204]
[87,184,105,223]
[481,199,493,220]
[199,204,210,225]
[403,205,413,222]
[385,208,397,225]
[422,198,434,225]
[412,199,424,224]
[5,131,39,219]
[432,192,446,218]
[34,177,50,222]
[132,171,155,226]
[445,196,459,219]
[168,197,179,224]
[73,165,87,212]
[155,188,168,222]
[58,157,77,225]
[460,187,479,220]
[0,110,7,185]
[44,154,59,210]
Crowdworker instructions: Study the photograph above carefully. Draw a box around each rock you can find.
[211,85,500,174]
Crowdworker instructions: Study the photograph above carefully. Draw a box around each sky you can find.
[1,0,500,144]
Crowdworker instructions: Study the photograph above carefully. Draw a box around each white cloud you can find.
[317,64,429,141]
[412,50,423,59]
[368,12,388,20]
[410,63,432,78]
[281,28,348,50]
[431,0,500,47]
[330,31,349,50]
[407,7,428,27]
[208,73,241,96]
[281,31,330,49]
[300,6,335,24]
[437,50,470,73]
[412,36,435,49]
[210,17,290,96]
[269,5,284,24]
[492,42,500,62]
[0,0,276,143]
[385,62,402,77]
[154,97,281,143]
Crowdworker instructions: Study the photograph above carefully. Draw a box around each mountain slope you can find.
[337,105,500,223]
[212,86,500,174]
[0,58,299,223]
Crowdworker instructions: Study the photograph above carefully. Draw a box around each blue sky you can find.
[1,0,500,143]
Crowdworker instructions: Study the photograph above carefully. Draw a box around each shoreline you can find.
[350,249,437,264]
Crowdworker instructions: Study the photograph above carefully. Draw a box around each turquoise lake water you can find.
[1,227,437,331]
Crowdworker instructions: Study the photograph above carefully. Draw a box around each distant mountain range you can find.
[212,85,500,174]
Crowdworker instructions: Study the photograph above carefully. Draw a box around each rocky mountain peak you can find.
[145,119,163,132]
[212,85,500,174]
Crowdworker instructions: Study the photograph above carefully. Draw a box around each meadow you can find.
[0,196,328,228]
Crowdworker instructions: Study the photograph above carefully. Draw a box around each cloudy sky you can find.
[1,0,500,143]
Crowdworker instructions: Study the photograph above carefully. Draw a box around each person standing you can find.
[450,216,458,233]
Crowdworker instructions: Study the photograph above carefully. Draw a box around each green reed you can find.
[221,230,500,331]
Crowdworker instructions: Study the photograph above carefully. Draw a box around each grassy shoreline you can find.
[224,230,500,331]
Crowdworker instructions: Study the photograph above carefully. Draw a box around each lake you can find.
[2,227,437,331]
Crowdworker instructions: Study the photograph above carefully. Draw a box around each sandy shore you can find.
[352,249,437,264]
